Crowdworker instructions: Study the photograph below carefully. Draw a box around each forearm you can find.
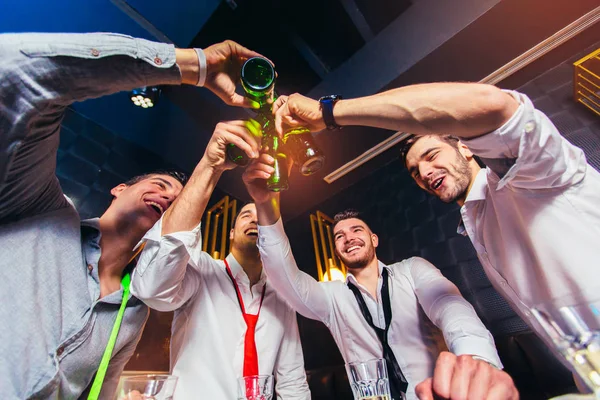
[257,219,331,322]
[432,295,502,368]
[162,157,223,235]
[255,195,281,227]
[411,258,501,367]
[334,82,518,139]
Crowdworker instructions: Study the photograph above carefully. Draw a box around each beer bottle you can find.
[226,57,276,166]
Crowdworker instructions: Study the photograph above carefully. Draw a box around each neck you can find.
[351,257,380,299]
[97,211,147,298]
[231,246,263,287]
[457,163,482,207]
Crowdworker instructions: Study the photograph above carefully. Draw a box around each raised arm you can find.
[243,154,333,323]
[273,83,518,140]
[0,32,263,221]
[408,257,501,367]
[131,121,259,311]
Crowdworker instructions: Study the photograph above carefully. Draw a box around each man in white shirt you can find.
[242,159,512,400]
[131,121,310,400]
[271,82,600,398]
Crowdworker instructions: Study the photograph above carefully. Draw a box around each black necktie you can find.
[347,268,408,399]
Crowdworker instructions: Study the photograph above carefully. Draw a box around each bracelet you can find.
[193,48,207,87]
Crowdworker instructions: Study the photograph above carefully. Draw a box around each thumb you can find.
[415,378,434,400]
[226,92,258,109]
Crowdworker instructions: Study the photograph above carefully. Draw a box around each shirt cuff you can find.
[257,217,287,247]
[452,336,503,369]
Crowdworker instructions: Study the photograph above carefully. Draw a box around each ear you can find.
[457,141,474,160]
[229,228,234,241]
[371,233,379,249]
[110,183,128,198]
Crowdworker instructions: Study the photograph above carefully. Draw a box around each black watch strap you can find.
[319,95,342,130]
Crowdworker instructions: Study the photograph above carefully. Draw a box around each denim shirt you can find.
[0,32,181,399]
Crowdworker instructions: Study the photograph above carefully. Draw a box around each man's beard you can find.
[340,244,376,271]
[233,236,259,255]
[438,153,472,203]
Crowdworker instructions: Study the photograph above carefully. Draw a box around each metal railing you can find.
[574,47,600,117]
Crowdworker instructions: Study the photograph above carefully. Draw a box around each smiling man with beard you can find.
[131,121,310,400]
[272,82,600,398]
[242,155,512,400]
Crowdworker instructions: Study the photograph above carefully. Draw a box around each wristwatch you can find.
[319,95,343,130]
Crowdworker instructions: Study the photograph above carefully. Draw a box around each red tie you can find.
[224,260,267,378]
[243,313,260,376]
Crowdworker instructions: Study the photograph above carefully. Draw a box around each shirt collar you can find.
[457,169,487,236]
[464,169,488,203]
[81,217,101,234]
[225,253,267,286]
[345,260,392,285]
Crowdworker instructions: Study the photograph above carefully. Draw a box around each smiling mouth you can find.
[146,201,164,215]
[345,245,362,254]
[245,228,258,237]
[431,177,444,191]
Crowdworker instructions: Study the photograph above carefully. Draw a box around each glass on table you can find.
[237,374,274,400]
[347,358,392,400]
[117,374,178,400]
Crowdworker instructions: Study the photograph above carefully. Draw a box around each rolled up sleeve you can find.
[463,90,587,191]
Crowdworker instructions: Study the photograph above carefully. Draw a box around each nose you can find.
[419,162,435,179]
[162,191,177,206]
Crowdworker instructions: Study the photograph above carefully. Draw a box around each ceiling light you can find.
[130,86,161,108]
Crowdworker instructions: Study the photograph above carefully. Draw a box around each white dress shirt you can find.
[258,219,501,400]
[460,90,600,349]
[131,218,310,400]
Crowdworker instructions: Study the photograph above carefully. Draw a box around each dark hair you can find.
[332,209,371,231]
[124,170,189,187]
[398,134,460,168]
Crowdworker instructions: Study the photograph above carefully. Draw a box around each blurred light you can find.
[322,267,346,282]
[130,86,161,109]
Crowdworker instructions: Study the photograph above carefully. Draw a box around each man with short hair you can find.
[0,32,263,398]
[242,156,507,400]
[131,119,311,400]
[271,82,600,398]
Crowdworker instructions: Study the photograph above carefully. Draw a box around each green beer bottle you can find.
[226,57,276,167]
[239,57,289,191]
[261,115,289,191]
[283,128,325,176]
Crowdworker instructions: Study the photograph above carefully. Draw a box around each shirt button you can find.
[88,264,93,272]
[154,57,163,65]
[524,121,536,133]
[56,346,64,357]
[91,48,100,57]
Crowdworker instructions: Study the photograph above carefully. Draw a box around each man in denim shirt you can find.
[0,32,263,399]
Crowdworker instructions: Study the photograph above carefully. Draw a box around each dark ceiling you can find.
[2,0,599,220]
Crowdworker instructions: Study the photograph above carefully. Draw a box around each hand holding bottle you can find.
[202,40,270,108]
[202,120,260,172]
[273,94,326,136]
